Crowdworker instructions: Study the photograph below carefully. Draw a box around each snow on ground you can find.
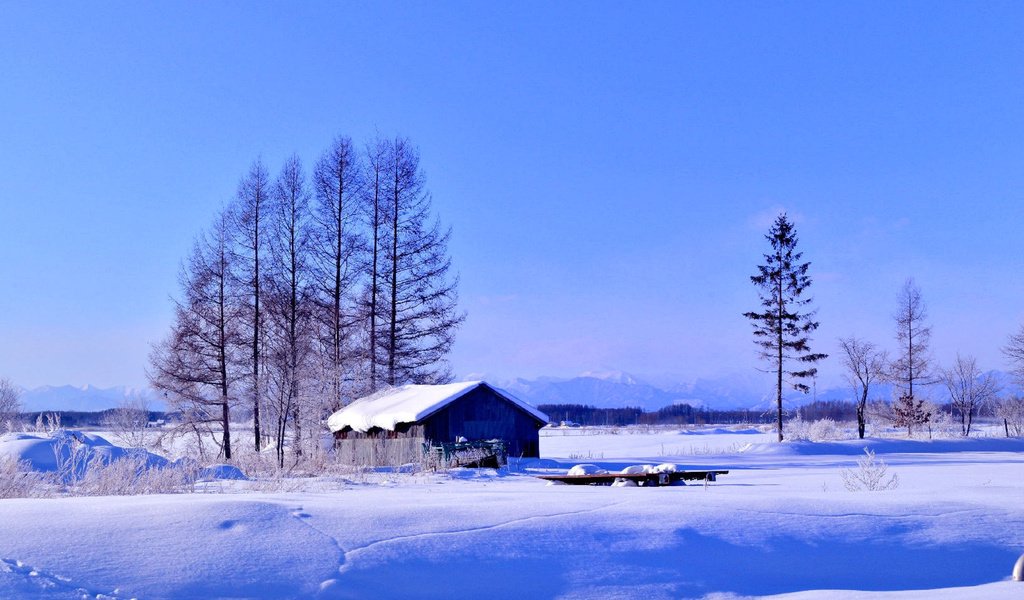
[1,426,1022,599]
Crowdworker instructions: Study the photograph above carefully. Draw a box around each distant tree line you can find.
[538,403,776,427]
[149,135,464,466]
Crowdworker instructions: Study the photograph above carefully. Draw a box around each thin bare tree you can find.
[231,159,272,452]
[362,139,388,391]
[264,155,315,468]
[837,337,888,439]
[941,354,998,437]
[994,396,1024,437]
[1002,324,1024,386]
[103,395,152,448]
[891,278,933,400]
[312,136,365,412]
[150,209,241,459]
[0,378,21,432]
[379,138,464,386]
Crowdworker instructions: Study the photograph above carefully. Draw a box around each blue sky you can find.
[1,3,1022,390]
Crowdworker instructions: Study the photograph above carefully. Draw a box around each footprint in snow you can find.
[1,557,123,599]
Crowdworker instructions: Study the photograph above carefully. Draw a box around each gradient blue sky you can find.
[1,2,1022,390]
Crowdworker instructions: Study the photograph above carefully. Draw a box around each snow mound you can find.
[567,464,608,476]
[0,431,167,477]
[739,437,1024,457]
[679,427,762,435]
[611,478,638,487]
[198,464,247,481]
[619,465,648,474]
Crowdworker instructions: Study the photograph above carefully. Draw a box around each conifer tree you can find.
[744,214,827,442]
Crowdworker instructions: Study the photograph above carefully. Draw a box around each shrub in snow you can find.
[788,416,844,442]
[996,396,1024,437]
[842,448,899,492]
[0,456,47,498]
[75,454,182,496]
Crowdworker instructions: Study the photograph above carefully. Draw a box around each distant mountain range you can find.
[492,369,1023,412]
[18,369,1022,413]
[19,385,164,412]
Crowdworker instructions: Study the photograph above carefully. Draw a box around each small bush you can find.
[842,447,899,492]
[0,456,49,498]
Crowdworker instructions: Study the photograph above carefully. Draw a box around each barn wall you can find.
[422,386,542,457]
[333,424,426,466]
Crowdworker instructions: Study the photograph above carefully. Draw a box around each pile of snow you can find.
[618,463,680,475]
[196,463,247,481]
[0,432,248,483]
[0,431,167,476]
[567,464,608,476]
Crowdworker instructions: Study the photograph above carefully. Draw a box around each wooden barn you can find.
[327,381,548,466]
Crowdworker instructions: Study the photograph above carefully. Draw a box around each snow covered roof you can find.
[326,381,548,433]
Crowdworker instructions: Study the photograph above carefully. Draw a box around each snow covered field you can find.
[2,426,1023,599]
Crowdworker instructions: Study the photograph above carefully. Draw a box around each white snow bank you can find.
[679,427,763,435]
[197,464,247,481]
[0,431,167,476]
[567,464,608,475]
[744,437,1024,457]
[618,464,679,474]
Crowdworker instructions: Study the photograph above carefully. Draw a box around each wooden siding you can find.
[421,385,542,457]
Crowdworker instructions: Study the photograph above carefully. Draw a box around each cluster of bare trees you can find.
[839,278,1015,438]
[150,136,464,466]
[0,378,21,433]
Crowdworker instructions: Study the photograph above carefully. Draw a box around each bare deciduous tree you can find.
[838,337,888,439]
[994,396,1024,437]
[265,155,315,468]
[103,395,152,448]
[941,354,998,437]
[891,279,933,400]
[312,136,365,412]
[363,139,388,391]
[378,138,464,386]
[0,378,22,433]
[231,159,272,452]
[149,209,241,460]
[1002,324,1024,386]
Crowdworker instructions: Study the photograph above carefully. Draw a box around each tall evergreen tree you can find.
[744,214,827,442]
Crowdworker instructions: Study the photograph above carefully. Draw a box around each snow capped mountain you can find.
[486,368,1024,412]
[19,385,165,412]
[575,370,642,385]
